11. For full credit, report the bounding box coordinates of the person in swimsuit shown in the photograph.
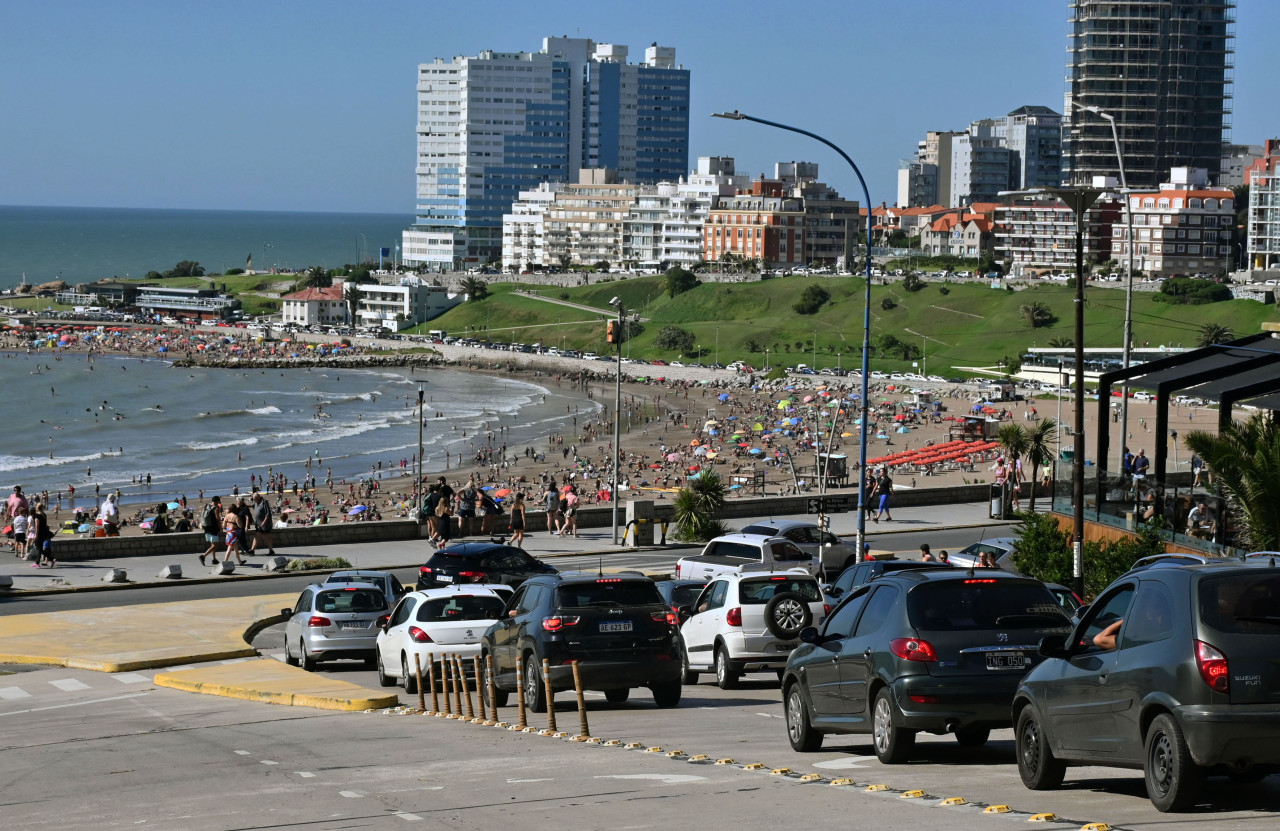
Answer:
[508,492,527,549]
[223,506,246,565]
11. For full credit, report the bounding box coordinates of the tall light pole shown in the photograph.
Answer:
[714,110,875,560]
[1073,102,1134,468]
[609,297,624,544]
[416,382,425,512]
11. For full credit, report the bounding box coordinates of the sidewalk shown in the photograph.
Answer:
[0,501,1009,594]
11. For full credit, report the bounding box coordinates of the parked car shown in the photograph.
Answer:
[675,533,820,582]
[737,519,860,578]
[781,569,1072,761]
[375,586,508,692]
[416,542,557,590]
[282,583,391,671]
[947,538,1019,570]
[654,578,707,618]
[482,572,683,710]
[325,569,406,608]
[822,558,951,604]
[680,572,828,689]
[1012,561,1280,812]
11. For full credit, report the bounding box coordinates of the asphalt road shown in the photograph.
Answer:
[3,656,1277,830]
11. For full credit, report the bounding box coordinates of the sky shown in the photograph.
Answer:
[3,0,1276,215]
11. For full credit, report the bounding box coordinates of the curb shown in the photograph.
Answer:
[154,669,399,712]
[0,647,259,674]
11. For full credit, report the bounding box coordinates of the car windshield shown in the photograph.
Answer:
[330,575,387,595]
[315,588,387,614]
[556,580,662,607]
[739,524,778,536]
[1199,573,1280,634]
[907,581,1068,631]
[417,595,505,622]
[739,577,820,604]
[428,552,478,568]
[771,541,811,562]
[669,584,705,607]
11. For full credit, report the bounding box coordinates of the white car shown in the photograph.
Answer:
[679,571,827,689]
[375,586,509,692]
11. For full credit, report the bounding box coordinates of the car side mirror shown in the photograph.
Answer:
[1038,634,1070,659]
[1075,603,1090,619]
[508,609,518,618]
[677,605,693,622]
[826,585,843,598]
[280,608,293,619]
[798,626,820,644]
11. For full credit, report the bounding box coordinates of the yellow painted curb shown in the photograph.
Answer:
[154,658,399,712]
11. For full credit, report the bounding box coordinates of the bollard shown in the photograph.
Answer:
[542,658,557,733]
[486,653,501,724]
[442,658,454,716]
[457,654,475,720]
[515,659,528,729]
[428,658,439,715]
[452,654,464,715]
[413,654,426,712]
[473,656,487,722]
[572,660,590,740]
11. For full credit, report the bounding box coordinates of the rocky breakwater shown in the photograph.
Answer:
[171,353,450,370]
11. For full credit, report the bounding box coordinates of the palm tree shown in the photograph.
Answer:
[1019,301,1054,328]
[300,266,331,289]
[1184,413,1280,550]
[1023,417,1058,512]
[1196,322,1234,348]
[672,469,729,542]
[998,423,1030,512]
[459,276,489,302]
[1047,336,1074,349]
[343,282,361,325]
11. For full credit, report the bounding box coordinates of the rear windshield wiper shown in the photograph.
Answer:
[1233,615,1280,625]
[995,614,1068,626]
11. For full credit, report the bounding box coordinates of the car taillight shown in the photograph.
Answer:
[651,611,679,626]
[408,626,433,643]
[541,615,581,632]
[908,694,939,704]
[375,615,390,628]
[890,637,938,662]
[823,604,831,617]
[726,607,742,627]
[419,566,432,574]
[457,571,483,581]
[307,616,332,628]
[1196,640,1229,693]
[674,563,681,577]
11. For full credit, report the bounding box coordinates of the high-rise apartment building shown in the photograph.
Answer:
[403,37,689,270]
[997,106,1063,190]
[1062,0,1235,189]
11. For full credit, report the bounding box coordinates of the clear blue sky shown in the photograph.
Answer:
[3,0,1275,214]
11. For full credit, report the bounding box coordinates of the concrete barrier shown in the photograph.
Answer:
[157,565,183,579]
[101,569,128,583]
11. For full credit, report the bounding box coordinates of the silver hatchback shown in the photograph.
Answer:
[282,583,390,671]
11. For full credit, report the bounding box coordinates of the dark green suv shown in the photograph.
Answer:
[1013,562,1280,812]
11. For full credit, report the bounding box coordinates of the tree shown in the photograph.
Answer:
[593,260,611,273]
[300,266,331,289]
[902,272,924,292]
[1023,417,1058,512]
[881,296,897,310]
[1196,322,1234,347]
[792,284,830,314]
[459,276,489,302]
[1047,336,1074,348]
[557,254,572,271]
[998,423,1030,513]
[663,267,699,298]
[343,282,361,324]
[655,325,695,354]
[1019,301,1055,328]
[1184,412,1280,550]
[672,470,729,542]
[164,260,205,278]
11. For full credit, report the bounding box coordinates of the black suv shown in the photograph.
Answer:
[481,572,683,711]
[416,542,557,591]
[783,569,1071,762]
[823,558,950,604]
[1013,561,1280,812]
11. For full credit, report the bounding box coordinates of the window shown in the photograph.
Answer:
[908,581,1068,631]
[390,597,417,627]
[294,592,312,614]
[739,577,820,605]
[823,587,872,638]
[315,588,386,613]
[418,594,505,621]
[853,586,900,637]
[1123,581,1175,646]
[1199,573,1280,635]
[698,580,729,612]
[1080,584,1136,650]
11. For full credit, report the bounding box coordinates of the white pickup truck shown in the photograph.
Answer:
[679,571,827,689]
[675,533,821,582]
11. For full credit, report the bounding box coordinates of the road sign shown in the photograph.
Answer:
[806,496,851,514]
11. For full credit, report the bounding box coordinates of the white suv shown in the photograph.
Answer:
[679,572,827,689]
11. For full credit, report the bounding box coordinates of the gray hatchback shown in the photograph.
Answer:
[1013,561,1280,812]
[282,583,390,671]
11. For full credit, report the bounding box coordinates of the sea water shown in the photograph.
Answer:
[4,351,595,505]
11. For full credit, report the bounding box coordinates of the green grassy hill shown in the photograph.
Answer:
[410,276,1280,376]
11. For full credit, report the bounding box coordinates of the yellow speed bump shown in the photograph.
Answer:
[687,754,709,762]
[939,797,968,806]
[624,742,643,749]
[1028,814,1059,823]
[984,805,1012,814]
[769,767,793,776]
[1081,825,1112,831]
[829,778,855,787]
[799,773,823,783]
[864,784,889,792]
[714,758,735,766]
[643,747,664,754]
[665,750,686,758]
[603,740,622,747]
[900,790,926,799]
[742,763,765,771]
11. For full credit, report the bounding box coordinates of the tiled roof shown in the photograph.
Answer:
[282,286,345,301]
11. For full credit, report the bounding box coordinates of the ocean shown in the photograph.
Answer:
[5,351,596,507]
[0,205,413,290]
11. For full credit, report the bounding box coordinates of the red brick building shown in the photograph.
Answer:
[704,180,807,265]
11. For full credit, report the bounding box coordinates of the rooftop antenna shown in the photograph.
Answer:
[598,555,604,577]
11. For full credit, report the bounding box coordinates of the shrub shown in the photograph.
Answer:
[881,296,897,310]
[793,284,831,315]
[286,556,353,571]
[672,470,729,542]
[655,325,695,353]
[1010,511,1165,599]
[1153,277,1231,305]
[902,273,924,292]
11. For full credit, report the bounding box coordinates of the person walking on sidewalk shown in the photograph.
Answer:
[98,493,120,536]
[544,480,562,535]
[249,491,276,557]
[30,501,54,568]
[222,500,246,565]
[199,496,222,566]
[507,492,527,548]
[873,468,894,522]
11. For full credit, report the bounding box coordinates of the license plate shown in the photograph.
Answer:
[599,621,632,633]
[986,652,1026,670]
[437,574,453,583]
[340,621,367,630]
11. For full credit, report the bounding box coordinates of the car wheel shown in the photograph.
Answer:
[785,684,823,752]
[680,640,699,685]
[299,640,317,672]
[955,726,990,747]
[764,592,812,639]
[715,644,740,690]
[604,688,630,704]
[650,681,681,709]
[523,653,547,713]
[375,650,396,687]
[1145,713,1202,812]
[402,654,419,695]
[283,638,299,667]
[872,688,915,764]
[1016,708,1065,790]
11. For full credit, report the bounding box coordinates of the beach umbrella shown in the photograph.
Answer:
[726,415,737,420]
[666,452,681,462]
[167,502,181,510]
[702,420,719,430]
[690,439,701,446]
[729,484,742,490]
[752,422,764,431]
[748,448,764,455]
[737,442,750,448]
[347,505,367,515]
[706,451,718,458]
[649,463,662,469]
[693,446,708,456]
[841,432,854,437]
[561,484,574,493]
[776,400,789,409]
[77,524,93,533]
[139,520,153,530]
[495,488,511,497]
[789,417,801,425]
[718,393,730,402]
[896,426,911,433]
[803,395,814,403]
[688,465,701,473]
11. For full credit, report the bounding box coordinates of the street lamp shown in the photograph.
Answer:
[610,296,624,545]
[1001,184,1105,599]
[714,110,875,559]
[416,382,425,511]
[1072,102,1135,470]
